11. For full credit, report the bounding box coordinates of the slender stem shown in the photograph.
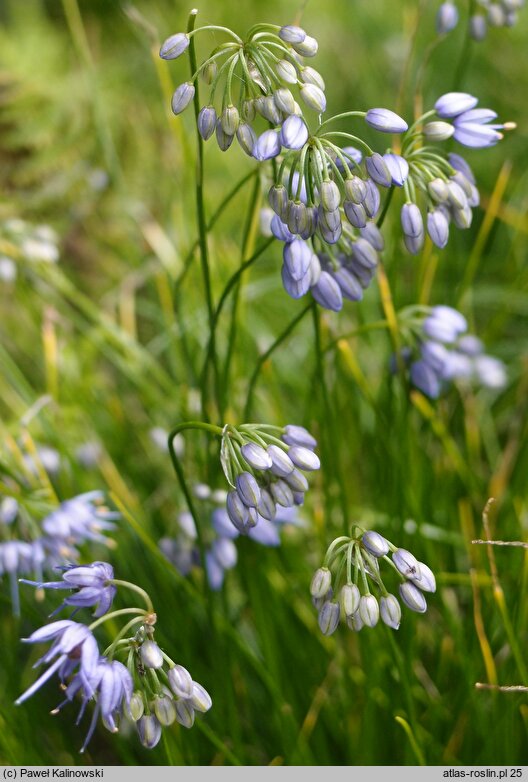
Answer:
[244,302,312,419]
[104,616,146,658]
[88,607,147,632]
[200,237,275,412]
[187,10,218,422]
[221,173,263,415]
[108,579,154,613]
[317,111,366,133]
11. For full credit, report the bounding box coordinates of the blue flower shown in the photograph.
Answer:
[16,620,100,706]
[21,562,117,618]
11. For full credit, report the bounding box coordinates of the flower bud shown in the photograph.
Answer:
[310,567,332,598]
[300,84,326,113]
[137,715,162,748]
[125,691,144,722]
[253,130,281,162]
[287,201,308,235]
[197,106,217,141]
[488,4,506,26]
[470,14,488,39]
[274,88,296,115]
[452,205,472,229]
[340,583,360,616]
[383,153,409,187]
[159,33,190,60]
[318,206,341,233]
[175,700,195,729]
[318,601,340,635]
[365,108,408,133]
[281,264,311,299]
[257,488,277,520]
[300,66,325,91]
[436,2,459,33]
[267,444,295,477]
[280,115,309,150]
[287,445,320,471]
[279,25,306,43]
[215,120,234,152]
[363,179,380,217]
[168,664,194,698]
[344,176,367,204]
[346,611,364,632]
[392,548,421,580]
[401,203,424,238]
[241,442,273,471]
[333,268,363,301]
[276,59,298,84]
[171,82,195,115]
[283,238,312,281]
[362,530,390,557]
[270,479,295,507]
[284,468,309,492]
[320,180,341,211]
[226,490,249,530]
[365,153,392,187]
[423,121,455,141]
[241,98,256,122]
[236,472,261,508]
[352,238,378,269]
[140,639,163,669]
[311,271,343,312]
[201,61,218,84]
[283,425,317,449]
[427,210,450,248]
[211,538,237,569]
[221,105,239,135]
[399,581,428,613]
[435,92,478,119]
[292,35,319,57]
[255,95,281,124]
[236,123,257,156]
[359,594,380,627]
[380,594,401,629]
[412,561,436,593]
[154,695,176,726]
[269,184,288,217]
[428,178,450,202]
[344,201,367,228]
[190,682,212,712]
[447,181,468,210]
[360,221,384,251]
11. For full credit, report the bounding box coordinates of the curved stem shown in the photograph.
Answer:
[317,110,366,133]
[104,616,146,659]
[244,302,312,419]
[108,579,154,613]
[88,607,147,632]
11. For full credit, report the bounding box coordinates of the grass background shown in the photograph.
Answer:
[0,0,527,766]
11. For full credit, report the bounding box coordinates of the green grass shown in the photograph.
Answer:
[0,0,527,766]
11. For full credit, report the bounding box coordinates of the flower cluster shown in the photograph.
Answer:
[391,92,513,253]
[0,491,117,616]
[16,564,211,751]
[397,305,507,398]
[160,21,325,159]
[436,1,525,39]
[219,423,319,533]
[159,482,299,590]
[310,529,436,635]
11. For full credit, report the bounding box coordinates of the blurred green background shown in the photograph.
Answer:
[0,0,527,766]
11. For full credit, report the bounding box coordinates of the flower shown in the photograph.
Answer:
[436,2,459,33]
[311,528,435,635]
[21,561,117,618]
[16,620,100,706]
[365,108,408,133]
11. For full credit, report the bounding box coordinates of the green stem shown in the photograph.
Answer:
[244,302,312,419]
[317,110,367,133]
[108,579,154,613]
[187,10,219,423]
[200,237,275,415]
[221,173,263,415]
[88,608,147,632]
[104,616,146,658]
